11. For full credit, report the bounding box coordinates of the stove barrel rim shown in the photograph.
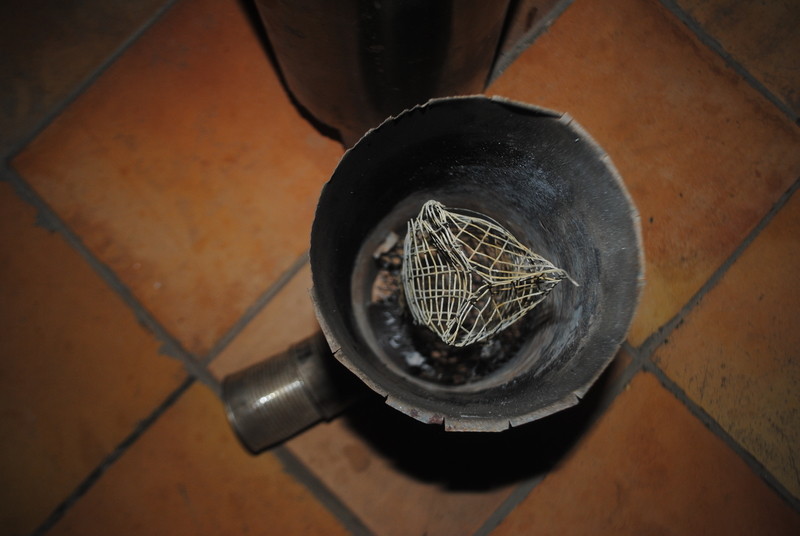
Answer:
[310,95,644,432]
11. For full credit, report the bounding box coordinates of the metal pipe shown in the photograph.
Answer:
[253,0,511,145]
[222,332,362,452]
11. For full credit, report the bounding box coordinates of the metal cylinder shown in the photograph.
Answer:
[222,332,361,452]
[310,96,643,431]
[253,0,511,145]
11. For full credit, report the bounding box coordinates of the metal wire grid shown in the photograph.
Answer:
[402,200,571,347]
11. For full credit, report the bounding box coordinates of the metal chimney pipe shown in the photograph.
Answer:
[253,0,511,145]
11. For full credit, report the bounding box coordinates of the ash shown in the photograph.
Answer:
[367,233,535,387]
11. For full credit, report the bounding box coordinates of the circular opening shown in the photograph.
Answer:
[310,97,642,429]
[351,191,579,394]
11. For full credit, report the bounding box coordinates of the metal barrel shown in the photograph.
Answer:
[254,0,511,145]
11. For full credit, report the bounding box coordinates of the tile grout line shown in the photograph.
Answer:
[2,0,182,162]
[29,376,196,536]
[473,340,648,535]
[4,4,350,531]
[613,339,648,396]
[642,360,800,512]
[1,166,221,395]
[637,176,800,361]
[472,474,548,536]
[201,251,310,366]
[273,446,377,536]
[488,0,576,85]
[658,0,798,125]
[631,177,800,512]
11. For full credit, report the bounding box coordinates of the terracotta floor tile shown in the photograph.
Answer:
[209,262,318,379]
[653,190,800,499]
[494,0,562,75]
[287,412,515,536]
[12,0,343,356]
[48,383,349,536]
[489,0,800,346]
[0,182,186,535]
[675,0,800,116]
[492,373,800,535]
[601,346,635,392]
[0,0,170,154]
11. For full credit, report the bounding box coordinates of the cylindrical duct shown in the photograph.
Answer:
[222,332,361,452]
[310,96,644,431]
[254,0,511,145]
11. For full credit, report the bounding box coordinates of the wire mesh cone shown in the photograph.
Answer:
[402,200,574,347]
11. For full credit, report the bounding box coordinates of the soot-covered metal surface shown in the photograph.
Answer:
[310,96,643,431]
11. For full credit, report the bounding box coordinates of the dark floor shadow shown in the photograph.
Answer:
[340,362,617,492]
[236,0,343,144]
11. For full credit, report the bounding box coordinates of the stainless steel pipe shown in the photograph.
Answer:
[222,332,361,452]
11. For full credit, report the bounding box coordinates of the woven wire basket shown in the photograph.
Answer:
[402,200,572,347]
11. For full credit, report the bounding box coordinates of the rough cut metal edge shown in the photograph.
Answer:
[345,95,562,154]
[310,288,391,403]
[311,95,645,432]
